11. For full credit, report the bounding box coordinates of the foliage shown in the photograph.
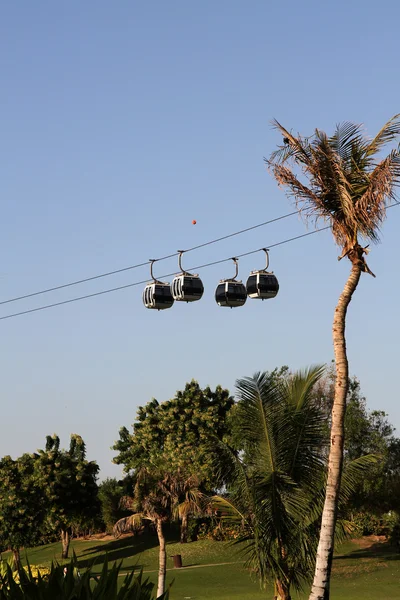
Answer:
[98,478,132,533]
[351,511,391,536]
[114,469,206,536]
[0,454,45,561]
[113,380,234,486]
[35,434,100,557]
[196,520,242,541]
[267,117,400,598]
[113,381,233,546]
[0,557,168,599]
[267,116,400,261]
[388,514,400,551]
[212,367,377,599]
[310,364,400,520]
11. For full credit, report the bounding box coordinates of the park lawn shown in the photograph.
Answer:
[4,535,400,599]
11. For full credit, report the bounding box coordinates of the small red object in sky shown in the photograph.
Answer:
[192,219,197,225]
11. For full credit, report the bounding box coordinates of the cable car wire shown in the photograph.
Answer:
[1,201,399,321]
[0,210,299,306]
[0,226,329,322]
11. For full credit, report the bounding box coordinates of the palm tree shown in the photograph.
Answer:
[114,468,171,598]
[212,367,377,600]
[113,469,205,596]
[266,116,400,600]
[171,472,206,543]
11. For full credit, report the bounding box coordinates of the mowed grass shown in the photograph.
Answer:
[4,533,400,599]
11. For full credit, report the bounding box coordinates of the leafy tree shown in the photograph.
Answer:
[113,381,233,541]
[213,367,377,600]
[98,478,131,533]
[35,434,99,558]
[312,364,400,518]
[267,116,400,600]
[0,454,45,567]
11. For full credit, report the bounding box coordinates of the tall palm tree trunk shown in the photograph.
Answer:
[180,514,189,543]
[309,260,362,600]
[156,518,166,598]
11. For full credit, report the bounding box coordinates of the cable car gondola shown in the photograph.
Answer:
[171,251,204,302]
[246,248,279,300]
[143,260,174,310]
[215,258,247,308]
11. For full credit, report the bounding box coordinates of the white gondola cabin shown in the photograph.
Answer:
[171,251,204,302]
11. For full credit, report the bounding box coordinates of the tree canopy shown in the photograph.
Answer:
[0,454,45,565]
[35,434,99,558]
[113,380,234,486]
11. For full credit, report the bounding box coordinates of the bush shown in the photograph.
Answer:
[351,511,396,537]
[0,557,168,599]
[387,514,400,552]
[196,518,242,541]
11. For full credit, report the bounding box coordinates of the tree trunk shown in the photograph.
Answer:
[180,514,189,543]
[275,578,291,600]
[12,548,21,570]
[156,518,166,598]
[61,528,70,560]
[309,261,362,600]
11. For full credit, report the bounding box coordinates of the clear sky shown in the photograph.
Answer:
[1,1,399,479]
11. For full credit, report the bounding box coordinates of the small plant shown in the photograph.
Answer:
[0,556,168,599]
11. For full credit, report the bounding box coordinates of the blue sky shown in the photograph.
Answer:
[1,1,399,478]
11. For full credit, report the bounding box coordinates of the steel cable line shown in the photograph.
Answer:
[1,201,399,321]
[0,227,328,321]
[0,210,299,306]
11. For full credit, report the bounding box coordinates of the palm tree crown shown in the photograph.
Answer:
[267,116,400,272]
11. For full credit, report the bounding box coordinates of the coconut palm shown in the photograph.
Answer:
[212,367,377,600]
[266,116,400,599]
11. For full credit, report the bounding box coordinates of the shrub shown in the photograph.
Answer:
[0,557,168,599]
[351,511,398,537]
[197,518,242,541]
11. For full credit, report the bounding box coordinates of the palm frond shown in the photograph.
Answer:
[355,147,400,242]
[268,116,400,256]
[269,119,313,166]
[234,372,281,473]
[364,114,400,157]
[329,121,365,164]
[210,495,249,525]
[339,454,380,506]
[283,365,326,411]
[113,513,148,537]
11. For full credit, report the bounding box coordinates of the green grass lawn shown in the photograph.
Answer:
[4,533,400,599]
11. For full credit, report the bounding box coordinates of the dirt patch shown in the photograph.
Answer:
[350,535,387,550]
[73,533,134,543]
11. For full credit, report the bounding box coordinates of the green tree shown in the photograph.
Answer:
[213,367,376,600]
[113,381,233,541]
[267,116,400,600]
[0,454,44,567]
[98,478,131,533]
[312,364,400,518]
[36,434,99,559]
